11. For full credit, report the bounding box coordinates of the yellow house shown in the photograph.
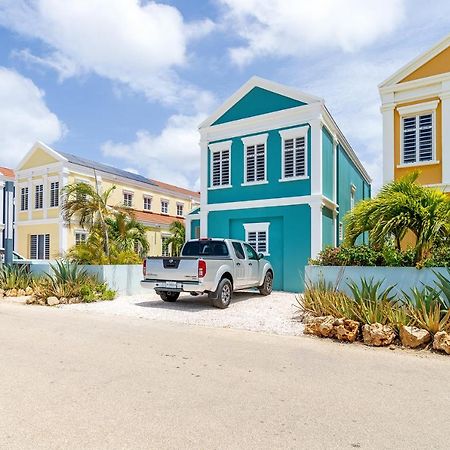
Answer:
[379,34,450,188]
[15,142,200,259]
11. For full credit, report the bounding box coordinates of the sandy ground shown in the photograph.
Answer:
[1,302,450,449]
[61,290,304,336]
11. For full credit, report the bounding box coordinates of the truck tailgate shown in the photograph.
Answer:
[144,257,199,282]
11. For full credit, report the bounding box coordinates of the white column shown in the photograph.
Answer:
[59,167,69,255]
[310,118,323,196]
[381,102,395,184]
[0,180,4,245]
[332,135,338,203]
[199,136,209,237]
[332,210,338,247]
[310,199,323,259]
[185,215,192,242]
[441,83,450,185]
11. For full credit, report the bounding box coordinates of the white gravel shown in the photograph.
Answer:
[61,290,304,336]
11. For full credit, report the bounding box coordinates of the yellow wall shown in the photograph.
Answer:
[394,98,442,185]
[16,223,60,259]
[20,148,59,170]
[400,46,450,83]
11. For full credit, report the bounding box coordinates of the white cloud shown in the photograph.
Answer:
[101,114,204,190]
[0,0,214,110]
[0,67,64,168]
[220,0,405,65]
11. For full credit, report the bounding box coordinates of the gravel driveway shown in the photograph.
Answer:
[62,290,304,336]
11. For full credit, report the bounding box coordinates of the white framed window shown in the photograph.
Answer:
[162,235,170,256]
[75,231,87,246]
[123,192,133,207]
[279,126,308,181]
[161,200,169,214]
[241,134,268,185]
[209,141,232,188]
[143,196,152,211]
[30,234,50,259]
[35,184,43,209]
[176,203,184,217]
[398,100,438,166]
[350,184,356,210]
[50,181,59,207]
[244,222,270,256]
[20,187,29,211]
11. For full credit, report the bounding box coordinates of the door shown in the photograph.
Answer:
[231,241,246,288]
[243,243,260,286]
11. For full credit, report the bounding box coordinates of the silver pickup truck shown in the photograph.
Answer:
[141,238,274,308]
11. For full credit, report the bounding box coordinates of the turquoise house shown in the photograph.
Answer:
[186,77,371,292]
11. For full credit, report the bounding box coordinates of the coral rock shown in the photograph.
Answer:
[304,316,336,337]
[17,289,26,296]
[400,326,431,349]
[68,297,81,304]
[334,319,360,343]
[0,289,4,298]
[46,296,60,306]
[6,288,18,297]
[26,296,36,305]
[433,331,450,355]
[59,297,68,304]
[362,323,395,346]
[25,286,33,295]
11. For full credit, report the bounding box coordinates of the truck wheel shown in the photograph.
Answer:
[259,271,273,296]
[159,291,180,302]
[210,278,232,309]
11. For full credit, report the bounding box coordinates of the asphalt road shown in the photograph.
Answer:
[1,302,449,450]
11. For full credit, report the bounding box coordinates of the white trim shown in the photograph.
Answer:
[199,76,323,128]
[397,160,440,169]
[209,140,232,189]
[199,138,208,238]
[382,104,395,183]
[310,119,323,195]
[279,126,309,181]
[16,141,67,171]
[59,168,69,255]
[310,201,322,259]
[243,222,270,256]
[397,99,439,116]
[379,33,450,88]
[242,133,268,185]
[16,218,60,225]
[442,85,450,183]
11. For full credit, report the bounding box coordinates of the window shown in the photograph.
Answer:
[20,187,29,211]
[75,231,87,246]
[350,184,356,210]
[339,222,344,242]
[242,134,268,184]
[35,184,43,209]
[182,240,229,257]
[244,222,270,255]
[211,150,230,187]
[123,192,133,207]
[162,236,170,256]
[161,200,169,214]
[279,126,308,180]
[30,234,50,260]
[50,181,59,207]
[232,242,245,259]
[143,196,152,211]
[176,203,184,217]
[398,100,438,165]
[244,243,258,260]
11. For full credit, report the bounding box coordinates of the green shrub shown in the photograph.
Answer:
[0,264,33,290]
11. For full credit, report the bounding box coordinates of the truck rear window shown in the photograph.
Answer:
[182,241,229,257]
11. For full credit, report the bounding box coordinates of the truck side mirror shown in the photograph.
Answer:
[258,253,264,260]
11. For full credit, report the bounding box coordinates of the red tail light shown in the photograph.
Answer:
[143,259,147,277]
[198,259,206,278]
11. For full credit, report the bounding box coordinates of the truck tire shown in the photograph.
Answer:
[210,278,233,309]
[259,271,273,296]
[159,291,180,302]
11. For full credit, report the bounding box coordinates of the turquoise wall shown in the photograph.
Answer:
[208,125,311,204]
[213,87,305,125]
[336,145,370,245]
[322,207,334,248]
[207,204,311,292]
[322,128,334,200]
[190,219,200,239]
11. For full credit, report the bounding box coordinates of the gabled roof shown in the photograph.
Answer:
[133,209,183,227]
[0,166,14,178]
[149,179,199,199]
[379,33,450,88]
[199,76,323,129]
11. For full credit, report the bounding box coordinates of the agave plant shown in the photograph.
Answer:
[0,264,33,290]
[48,260,88,285]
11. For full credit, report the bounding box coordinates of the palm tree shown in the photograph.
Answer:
[62,176,117,257]
[344,172,450,263]
[167,220,185,256]
[106,212,149,257]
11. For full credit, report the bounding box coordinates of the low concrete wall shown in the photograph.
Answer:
[305,265,450,297]
[30,263,145,296]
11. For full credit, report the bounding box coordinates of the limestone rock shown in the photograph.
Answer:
[0,289,4,298]
[59,297,68,304]
[68,297,81,304]
[26,296,36,304]
[334,318,360,343]
[433,331,450,355]
[304,316,336,337]
[46,296,60,306]
[400,326,431,349]
[362,323,396,346]
[25,286,33,295]
[17,289,26,296]
[6,288,17,297]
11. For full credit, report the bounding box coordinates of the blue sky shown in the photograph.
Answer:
[0,0,449,191]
